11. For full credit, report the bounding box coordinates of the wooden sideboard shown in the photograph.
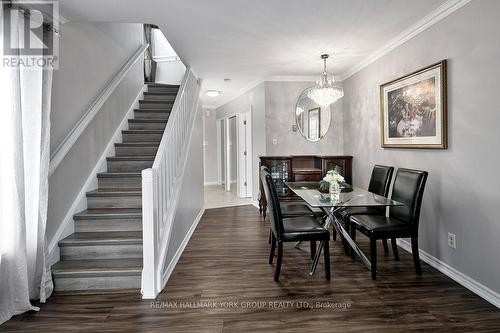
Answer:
[258,155,353,217]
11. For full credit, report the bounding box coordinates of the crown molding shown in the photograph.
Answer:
[341,0,472,80]
[202,104,217,109]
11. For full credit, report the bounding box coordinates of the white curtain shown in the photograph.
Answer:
[0,6,54,324]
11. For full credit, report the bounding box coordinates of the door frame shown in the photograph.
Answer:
[216,118,225,186]
[216,107,253,198]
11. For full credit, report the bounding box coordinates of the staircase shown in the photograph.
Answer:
[51,83,179,292]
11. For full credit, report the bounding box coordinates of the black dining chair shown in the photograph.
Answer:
[349,168,428,280]
[260,166,316,218]
[261,166,317,245]
[261,169,331,281]
[340,165,394,257]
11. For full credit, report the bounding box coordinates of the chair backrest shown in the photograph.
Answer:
[389,168,428,230]
[261,165,270,173]
[368,165,394,197]
[260,169,284,240]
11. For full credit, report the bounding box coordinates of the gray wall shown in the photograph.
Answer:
[47,23,143,242]
[216,82,266,201]
[51,23,143,152]
[164,104,204,268]
[342,0,500,294]
[265,81,344,156]
[202,108,218,184]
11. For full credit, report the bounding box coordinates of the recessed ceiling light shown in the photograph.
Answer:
[205,90,221,97]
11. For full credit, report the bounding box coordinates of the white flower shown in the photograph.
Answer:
[323,170,345,184]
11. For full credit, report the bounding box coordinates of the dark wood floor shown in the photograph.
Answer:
[2,205,500,332]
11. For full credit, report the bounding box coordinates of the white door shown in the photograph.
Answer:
[237,111,252,198]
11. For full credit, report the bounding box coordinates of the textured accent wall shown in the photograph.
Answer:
[342,0,500,294]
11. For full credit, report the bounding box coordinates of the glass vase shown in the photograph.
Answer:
[329,181,341,200]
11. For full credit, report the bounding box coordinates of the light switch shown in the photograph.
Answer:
[272,138,278,145]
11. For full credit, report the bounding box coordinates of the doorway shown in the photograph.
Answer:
[206,109,253,209]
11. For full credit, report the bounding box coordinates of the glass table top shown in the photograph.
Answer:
[285,182,403,208]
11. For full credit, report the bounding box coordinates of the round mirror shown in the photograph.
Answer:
[295,87,332,141]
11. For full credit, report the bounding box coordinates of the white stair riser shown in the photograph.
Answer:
[122,132,163,142]
[60,244,142,260]
[107,160,153,172]
[87,195,142,209]
[53,275,141,291]
[98,176,142,190]
[75,218,142,233]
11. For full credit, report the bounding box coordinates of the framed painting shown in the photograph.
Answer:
[380,60,447,149]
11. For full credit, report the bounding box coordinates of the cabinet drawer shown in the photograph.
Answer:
[294,172,322,182]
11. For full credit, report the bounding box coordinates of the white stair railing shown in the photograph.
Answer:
[141,67,200,299]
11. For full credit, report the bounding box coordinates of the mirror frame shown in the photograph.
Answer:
[295,87,332,142]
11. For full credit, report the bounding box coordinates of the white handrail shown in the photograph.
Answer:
[141,67,200,299]
[49,43,149,176]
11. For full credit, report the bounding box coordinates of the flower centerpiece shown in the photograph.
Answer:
[319,169,345,199]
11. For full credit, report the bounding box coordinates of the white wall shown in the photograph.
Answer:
[152,28,185,84]
[265,81,344,156]
[216,83,266,201]
[202,108,218,184]
[48,23,143,244]
[342,0,500,296]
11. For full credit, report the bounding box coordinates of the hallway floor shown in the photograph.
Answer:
[2,205,500,332]
[204,184,254,209]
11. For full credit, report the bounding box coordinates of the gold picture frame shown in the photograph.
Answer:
[380,60,447,149]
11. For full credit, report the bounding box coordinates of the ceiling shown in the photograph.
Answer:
[59,0,448,107]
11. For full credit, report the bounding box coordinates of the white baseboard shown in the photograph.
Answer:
[397,239,500,309]
[204,181,219,186]
[158,208,205,295]
[251,200,260,209]
[48,86,146,266]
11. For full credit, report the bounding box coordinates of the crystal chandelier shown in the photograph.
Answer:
[307,54,344,107]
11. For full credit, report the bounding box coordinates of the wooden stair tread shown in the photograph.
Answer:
[134,108,171,112]
[97,172,142,178]
[74,208,142,219]
[106,156,155,161]
[128,118,167,123]
[86,189,142,196]
[52,259,142,276]
[147,83,179,88]
[122,129,163,134]
[59,231,142,246]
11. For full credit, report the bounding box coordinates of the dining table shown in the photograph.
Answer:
[285,181,403,275]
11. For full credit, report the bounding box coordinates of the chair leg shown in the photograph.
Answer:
[324,240,331,281]
[411,237,422,275]
[350,223,357,259]
[332,227,337,241]
[391,238,400,261]
[269,234,276,264]
[382,239,389,255]
[274,241,283,282]
[310,241,316,261]
[370,237,377,280]
[268,229,271,244]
